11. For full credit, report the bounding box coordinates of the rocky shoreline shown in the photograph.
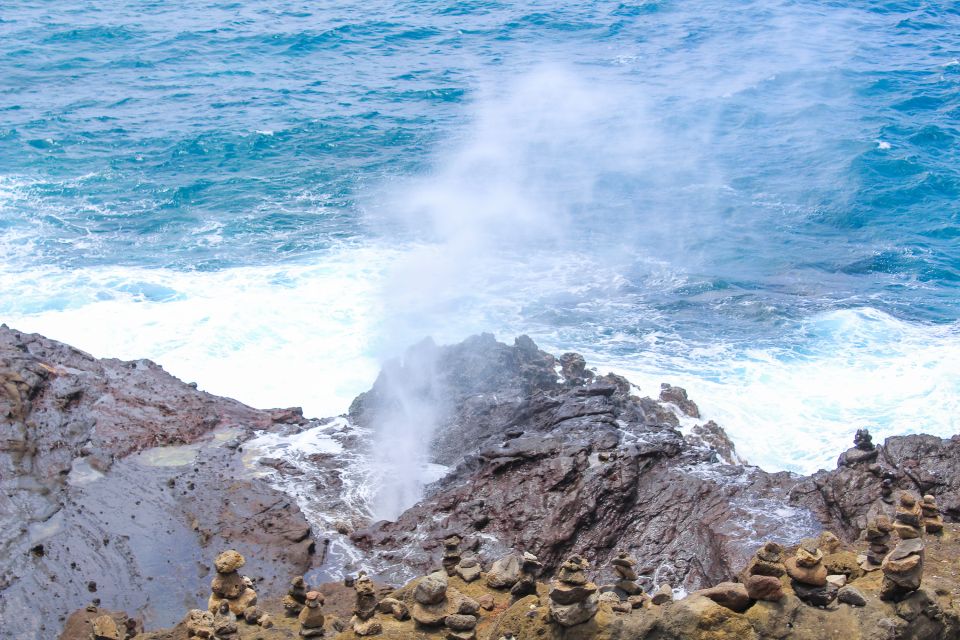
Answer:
[1,326,959,639]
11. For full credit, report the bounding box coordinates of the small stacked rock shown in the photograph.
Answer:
[839,428,878,466]
[213,601,238,639]
[881,476,895,504]
[91,615,122,640]
[185,609,215,640]
[455,553,481,583]
[854,428,873,451]
[413,571,451,627]
[445,608,479,640]
[922,494,944,534]
[351,573,381,636]
[298,591,326,638]
[283,576,309,616]
[208,550,257,615]
[743,542,786,601]
[880,538,924,601]
[442,535,463,577]
[548,555,599,627]
[611,551,642,597]
[785,539,836,607]
[510,552,542,598]
[861,515,894,571]
[893,492,924,540]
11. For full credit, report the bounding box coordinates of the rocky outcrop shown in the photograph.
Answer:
[8,328,960,639]
[0,326,315,640]
[347,335,960,598]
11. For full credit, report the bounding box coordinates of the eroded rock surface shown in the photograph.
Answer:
[0,326,314,639]
[348,334,960,596]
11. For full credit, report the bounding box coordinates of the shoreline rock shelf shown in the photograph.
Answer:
[4,328,959,640]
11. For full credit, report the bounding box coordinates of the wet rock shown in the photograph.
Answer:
[559,353,591,384]
[0,326,311,640]
[659,383,700,418]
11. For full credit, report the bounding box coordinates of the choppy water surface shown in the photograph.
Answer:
[2,0,960,472]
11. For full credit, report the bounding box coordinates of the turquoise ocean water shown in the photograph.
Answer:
[2,0,959,472]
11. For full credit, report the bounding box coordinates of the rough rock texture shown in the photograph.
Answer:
[0,326,315,639]
[10,329,960,639]
[348,334,960,594]
[349,335,812,587]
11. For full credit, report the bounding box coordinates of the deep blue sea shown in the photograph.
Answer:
[2,0,959,473]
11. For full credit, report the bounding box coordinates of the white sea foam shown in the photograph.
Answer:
[0,244,396,417]
[588,307,960,475]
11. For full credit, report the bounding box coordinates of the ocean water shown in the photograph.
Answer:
[2,0,960,474]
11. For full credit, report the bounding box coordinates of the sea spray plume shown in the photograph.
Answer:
[358,337,449,521]
[370,65,701,351]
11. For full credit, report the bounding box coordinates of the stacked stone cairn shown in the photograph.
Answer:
[861,515,894,572]
[880,537,925,601]
[548,555,600,627]
[208,550,257,615]
[442,535,463,577]
[293,591,324,638]
[922,494,944,534]
[893,492,924,540]
[412,570,480,639]
[510,552,542,598]
[351,573,382,636]
[743,542,786,601]
[455,553,482,583]
[283,576,309,616]
[880,491,926,601]
[785,539,836,606]
[611,551,642,599]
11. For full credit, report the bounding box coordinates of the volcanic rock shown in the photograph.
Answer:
[696,581,751,613]
[881,537,925,601]
[744,574,783,601]
[455,555,482,583]
[922,494,944,534]
[486,555,521,590]
[548,556,599,627]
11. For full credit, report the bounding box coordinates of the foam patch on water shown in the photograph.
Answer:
[584,307,960,475]
[0,244,397,418]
